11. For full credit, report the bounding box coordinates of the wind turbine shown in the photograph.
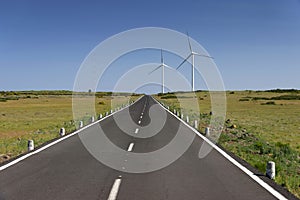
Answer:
[176,33,213,91]
[149,49,172,94]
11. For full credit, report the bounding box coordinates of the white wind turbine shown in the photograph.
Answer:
[149,49,172,94]
[176,33,213,91]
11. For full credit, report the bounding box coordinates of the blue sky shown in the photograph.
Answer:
[0,0,299,92]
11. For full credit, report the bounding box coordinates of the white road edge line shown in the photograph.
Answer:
[0,96,145,172]
[153,96,288,200]
[107,177,122,200]
[135,128,139,134]
[127,143,134,152]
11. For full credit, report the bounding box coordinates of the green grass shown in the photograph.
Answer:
[0,91,141,162]
[1,90,299,197]
[154,90,300,198]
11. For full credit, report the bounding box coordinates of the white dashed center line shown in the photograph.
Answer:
[127,143,134,152]
[135,128,139,134]
[138,120,141,124]
[107,176,122,200]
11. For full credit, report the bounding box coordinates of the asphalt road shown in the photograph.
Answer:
[0,96,285,200]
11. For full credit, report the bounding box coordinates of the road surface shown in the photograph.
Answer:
[0,96,286,200]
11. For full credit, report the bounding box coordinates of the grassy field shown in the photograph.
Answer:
[155,90,300,198]
[1,90,299,197]
[0,91,140,162]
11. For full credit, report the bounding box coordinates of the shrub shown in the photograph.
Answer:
[239,98,250,101]
[275,142,292,155]
[261,101,276,105]
[271,95,300,100]
[161,95,177,99]
[253,97,270,100]
[266,89,300,93]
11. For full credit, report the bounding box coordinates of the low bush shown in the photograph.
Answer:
[271,95,300,100]
[261,101,276,105]
[161,95,177,99]
[239,98,250,101]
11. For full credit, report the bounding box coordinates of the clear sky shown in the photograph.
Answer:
[0,0,299,92]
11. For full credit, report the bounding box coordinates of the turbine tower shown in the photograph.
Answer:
[176,33,213,91]
[149,49,172,94]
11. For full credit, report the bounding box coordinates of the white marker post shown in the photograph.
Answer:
[79,121,83,128]
[266,161,275,179]
[106,112,109,116]
[99,114,103,119]
[91,116,95,123]
[59,128,65,137]
[186,116,189,123]
[194,120,198,129]
[205,127,210,137]
[28,140,34,151]
[181,113,184,119]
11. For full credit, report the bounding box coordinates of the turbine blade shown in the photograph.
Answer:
[163,64,173,70]
[187,32,192,52]
[161,49,163,64]
[176,54,192,70]
[193,52,214,59]
[148,65,162,74]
